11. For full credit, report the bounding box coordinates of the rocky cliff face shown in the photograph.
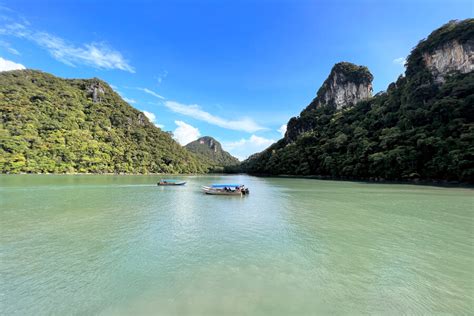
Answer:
[423,39,473,83]
[406,19,473,82]
[87,80,105,103]
[315,62,373,109]
[285,62,373,141]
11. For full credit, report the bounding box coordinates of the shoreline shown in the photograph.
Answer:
[247,173,474,188]
[0,172,237,176]
[1,172,473,188]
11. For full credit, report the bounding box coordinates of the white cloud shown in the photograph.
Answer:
[173,120,200,145]
[123,97,136,104]
[222,135,275,161]
[277,124,287,137]
[0,22,134,72]
[142,110,164,128]
[142,110,156,122]
[393,57,406,67]
[0,56,25,71]
[138,87,165,99]
[164,100,265,133]
[0,40,19,55]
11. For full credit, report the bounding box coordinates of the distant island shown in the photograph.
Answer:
[0,19,473,182]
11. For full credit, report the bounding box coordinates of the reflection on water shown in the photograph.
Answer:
[1,175,473,315]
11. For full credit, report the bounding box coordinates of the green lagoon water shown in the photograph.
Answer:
[1,175,473,315]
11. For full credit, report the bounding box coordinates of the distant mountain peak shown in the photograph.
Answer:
[185,136,239,167]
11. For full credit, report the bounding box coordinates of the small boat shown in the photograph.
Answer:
[202,184,249,196]
[157,179,186,186]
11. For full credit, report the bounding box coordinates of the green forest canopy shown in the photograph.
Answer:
[0,70,209,174]
[242,20,474,183]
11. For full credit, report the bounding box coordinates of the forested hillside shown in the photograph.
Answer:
[242,19,474,182]
[0,70,207,173]
[185,136,239,172]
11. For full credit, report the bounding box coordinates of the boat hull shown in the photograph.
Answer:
[157,182,186,186]
[202,186,242,196]
[204,190,242,196]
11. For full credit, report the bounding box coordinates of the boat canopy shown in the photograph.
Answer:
[162,179,180,182]
[211,184,242,188]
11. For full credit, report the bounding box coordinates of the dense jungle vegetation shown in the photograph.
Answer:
[242,20,474,182]
[0,70,207,174]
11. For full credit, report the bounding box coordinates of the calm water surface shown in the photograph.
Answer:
[1,175,473,315]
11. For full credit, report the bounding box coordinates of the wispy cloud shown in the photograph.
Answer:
[0,21,134,72]
[137,87,165,99]
[0,40,19,55]
[164,100,265,133]
[142,110,164,128]
[393,57,406,67]
[0,4,15,13]
[139,88,265,133]
[0,56,25,71]
[173,120,200,145]
[277,124,287,137]
[222,135,275,161]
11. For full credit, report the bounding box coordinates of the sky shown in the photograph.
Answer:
[0,0,472,160]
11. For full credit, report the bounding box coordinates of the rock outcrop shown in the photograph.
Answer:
[406,19,473,82]
[314,62,373,109]
[285,62,373,141]
[423,40,473,83]
[87,80,105,103]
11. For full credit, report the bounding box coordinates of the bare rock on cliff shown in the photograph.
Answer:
[87,80,105,103]
[285,62,373,141]
[314,62,373,109]
[423,39,473,83]
[406,19,473,83]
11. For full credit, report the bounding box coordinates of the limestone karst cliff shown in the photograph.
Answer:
[312,62,373,110]
[423,40,473,82]
[406,19,473,82]
[242,19,474,182]
[285,62,373,141]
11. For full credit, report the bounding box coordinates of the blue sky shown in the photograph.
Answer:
[1,0,472,159]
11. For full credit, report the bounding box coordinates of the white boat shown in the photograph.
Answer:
[202,184,249,196]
